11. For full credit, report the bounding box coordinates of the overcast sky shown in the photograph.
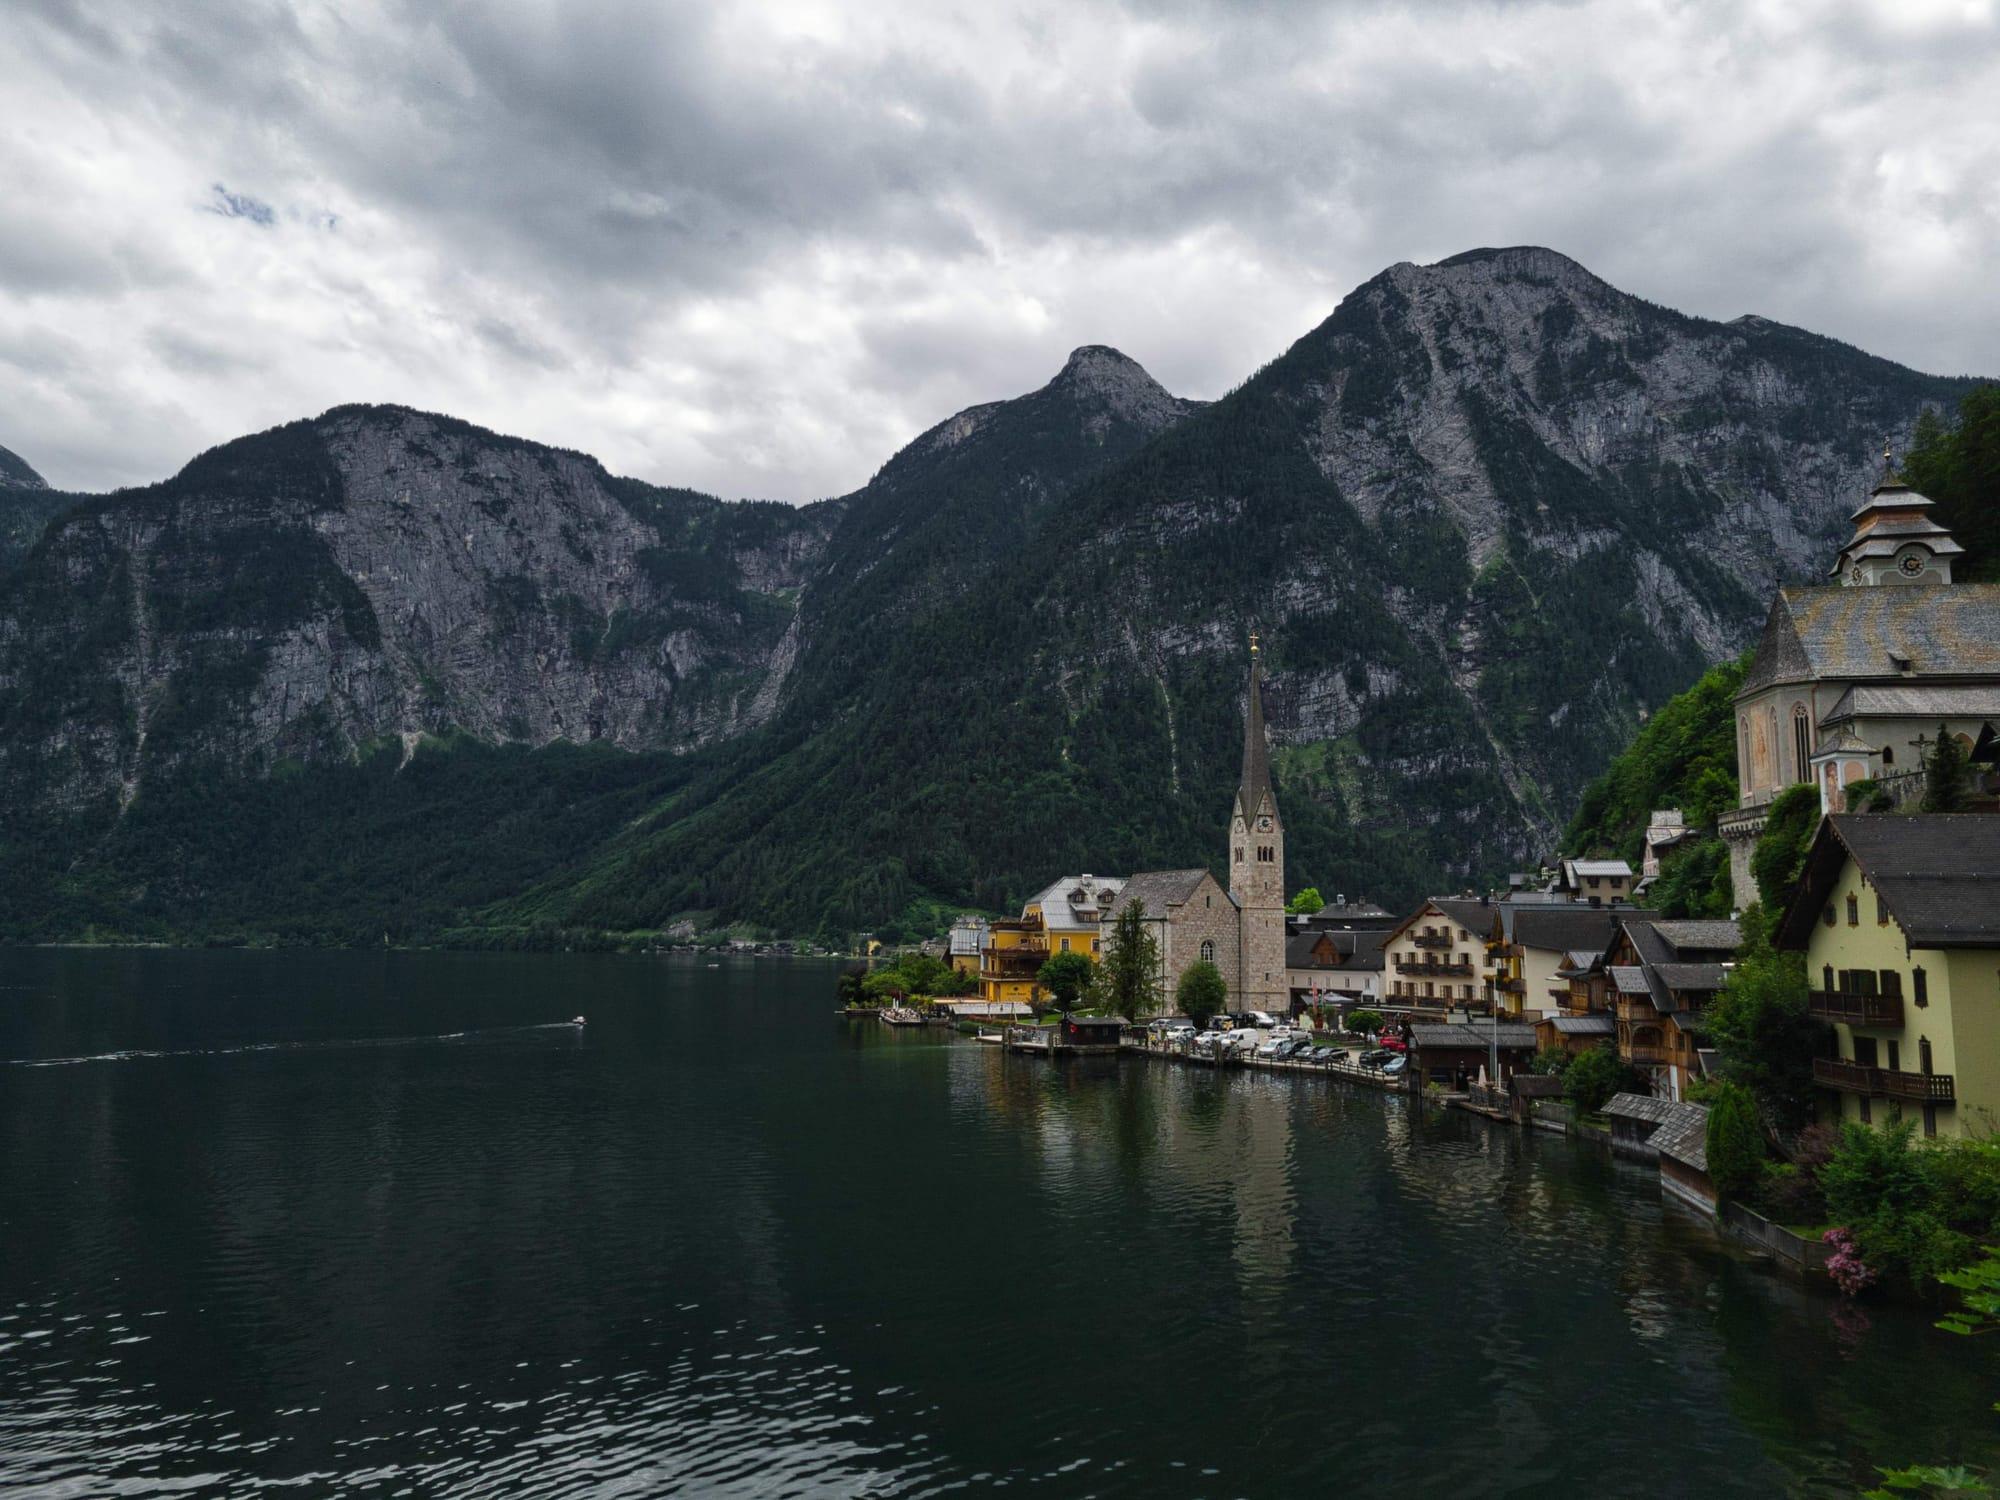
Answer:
[3,0,1996,499]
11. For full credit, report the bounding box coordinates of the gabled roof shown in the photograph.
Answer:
[1289,928,1390,972]
[1609,966,1651,995]
[1567,859,1633,879]
[1547,1013,1616,1036]
[1385,897,1495,945]
[1408,1023,1540,1050]
[1604,1092,1677,1126]
[1117,869,1222,917]
[1499,906,1654,954]
[1647,920,1741,956]
[1776,814,2000,950]
[1739,585,2000,696]
[1650,1103,1711,1172]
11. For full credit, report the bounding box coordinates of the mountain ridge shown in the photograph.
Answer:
[0,249,1985,943]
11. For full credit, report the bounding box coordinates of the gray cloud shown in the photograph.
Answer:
[0,0,1995,497]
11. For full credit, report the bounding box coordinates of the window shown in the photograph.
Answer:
[1882,744,1895,767]
[1887,1040,1901,1072]
[1880,970,1902,999]
[1876,896,1889,926]
[1914,968,1928,1008]
[1200,940,1215,964]
[1920,1036,1933,1074]
[1235,847,1244,863]
[1823,903,1837,928]
[1822,964,1834,992]
[1060,937,1071,952]
[1793,705,1812,780]
[1845,894,1859,926]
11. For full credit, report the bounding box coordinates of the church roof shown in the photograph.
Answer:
[1236,651,1276,822]
[1738,585,2000,696]
[1819,683,2000,727]
[1117,868,1226,917]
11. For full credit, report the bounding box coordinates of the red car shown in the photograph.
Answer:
[1377,1034,1408,1053]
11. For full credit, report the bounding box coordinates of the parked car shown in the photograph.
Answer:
[1248,1011,1281,1029]
[1358,1048,1395,1070]
[1317,1048,1350,1064]
[1378,1034,1408,1053]
[1382,1056,1408,1076]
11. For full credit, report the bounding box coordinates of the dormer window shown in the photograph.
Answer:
[1889,652,1913,673]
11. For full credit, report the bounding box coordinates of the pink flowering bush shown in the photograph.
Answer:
[1824,1226,1879,1297]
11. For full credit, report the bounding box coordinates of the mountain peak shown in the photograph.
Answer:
[0,443,48,492]
[1045,345,1192,434]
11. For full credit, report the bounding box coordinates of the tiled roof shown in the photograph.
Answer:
[1604,1092,1677,1125]
[1820,682,2000,727]
[1648,920,1741,955]
[1650,1103,1711,1172]
[1815,815,2000,947]
[1117,869,1217,917]
[1740,584,2000,695]
[1547,1013,1616,1035]
[1569,859,1633,878]
[1408,1023,1540,1049]
[1654,962,1730,993]
[1502,906,1653,954]
[1609,966,1650,995]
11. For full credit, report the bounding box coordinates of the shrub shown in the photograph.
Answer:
[1705,904,1818,1130]
[1562,1046,1640,1116]
[1037,951,1096,1011]
[1529,1048,1572,1077]
[1345,1008,1386,1036]
[1705,1080,1767,1202]
[1750,784,1820,913]
[1819,1120,1975,1283]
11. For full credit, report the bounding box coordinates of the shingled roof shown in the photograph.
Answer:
[1117,869,1222,918]
[1499,906,1654,953]
[1237,652,1275,823]
[1408,1023,1540,1050]
[1777,814,2000,950]
[1739,585,2000,696]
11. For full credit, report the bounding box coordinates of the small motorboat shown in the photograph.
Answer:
[570,1016,587,1027]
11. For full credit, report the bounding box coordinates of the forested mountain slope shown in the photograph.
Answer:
[0,248,1983,943]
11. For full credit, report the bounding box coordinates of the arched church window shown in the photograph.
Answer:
[1792,705,1812,782]
[1200,940,1215,964]
[1882,744,1895,767]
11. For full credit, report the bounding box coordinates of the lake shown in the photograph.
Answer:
[0,948,1993,1497]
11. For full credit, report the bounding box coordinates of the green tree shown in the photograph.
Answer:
[1099,900,1161,1020]
[1705,903,1819,1130]
[1751,783,1820,914]
[1705,1079,1766,1203]
[1036,950,1096,1012]
[1922,725,1972,814]
[1562,1046,1639,1116]
[1650,836,1732,919]
[1904,384,2000,582]
[1345,1008,1386,1036]
[1820,1120,1970,1283]
[1176,960,1227,1027]
[1286,887,1325,915]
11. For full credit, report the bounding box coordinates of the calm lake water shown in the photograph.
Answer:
[1,949,1994,1498]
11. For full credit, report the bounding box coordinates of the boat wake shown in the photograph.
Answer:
[2,1021,584,1068]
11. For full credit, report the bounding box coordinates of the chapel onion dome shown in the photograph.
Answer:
[1832,451,1964,587]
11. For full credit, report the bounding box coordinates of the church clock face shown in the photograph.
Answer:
[1256,816,1272,832]
[1899,553,1925,577]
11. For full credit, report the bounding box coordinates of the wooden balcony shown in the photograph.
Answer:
[1624,1043,1676,1066]
[1808,990,1905,1029]
[1494,975,1524,995]
[1410,933,1451,950]
[1395,959,1472,977]
[1814,1057,1955,1102]
[982,950,1049,977]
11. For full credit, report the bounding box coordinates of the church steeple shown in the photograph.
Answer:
[1236,633,1276,823]
[1832,448,1963,586]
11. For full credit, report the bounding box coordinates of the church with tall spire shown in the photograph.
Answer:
[1228,635,1288,1011]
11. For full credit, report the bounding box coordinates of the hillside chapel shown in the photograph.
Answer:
[1720,457,2000,907]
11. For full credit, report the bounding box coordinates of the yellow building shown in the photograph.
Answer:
[978,874,1124,1006]
[1776,814,2000,1139]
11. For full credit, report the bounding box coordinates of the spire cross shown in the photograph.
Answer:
[1249,631,1260,657]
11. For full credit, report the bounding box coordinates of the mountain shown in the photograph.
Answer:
[0,248,1984,944]
[0,443,78,574]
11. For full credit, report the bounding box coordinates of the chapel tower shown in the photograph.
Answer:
[1228,636,1288,1013]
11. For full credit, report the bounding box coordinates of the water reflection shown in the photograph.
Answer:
[1,950,1996,1497]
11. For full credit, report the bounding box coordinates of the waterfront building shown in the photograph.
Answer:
[1405,1022,1540,1090]
[1382,899,1496,1013]
[947,915,990,977]
[1775,814,2000,1139]
[1484,905,1654,1023]
[1117,867,1240,1013]
[1600,918,1739,1100]
[977,873,1125,1006]
[1285,925,1387,1009]
[1719,463,2000,905]
[1536,947,1617,1058]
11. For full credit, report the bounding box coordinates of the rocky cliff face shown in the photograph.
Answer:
[0,407,839,811]
[0,444,46,491]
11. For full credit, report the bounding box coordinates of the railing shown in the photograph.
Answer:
[1808,990,1905,1028]
[1411,933,1451,950]
[1814,1057,1955,1102]
[1395,960,1472,976]
[1625,1043,1676,1066]
[1495,976,1524,994]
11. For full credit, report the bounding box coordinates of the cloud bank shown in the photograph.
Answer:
[1,0,1995,497]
